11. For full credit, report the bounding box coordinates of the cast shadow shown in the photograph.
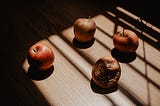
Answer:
[27,65,54,80]
[90,79,118,94]
[111,48,137,63]
[72,37,95,49]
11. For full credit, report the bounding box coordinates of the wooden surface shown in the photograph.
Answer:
[1,0,160,106]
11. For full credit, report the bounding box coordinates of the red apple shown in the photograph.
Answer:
[113,29,139,53]
[27,42,54,71]
[92,56,121,88]
[73,17,96,42]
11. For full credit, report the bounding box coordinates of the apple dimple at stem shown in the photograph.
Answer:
[33,48,38,53]
[118,31,128,37]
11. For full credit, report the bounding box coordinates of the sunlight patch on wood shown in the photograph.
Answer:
[106,11,116,17]
[92,14,115,36]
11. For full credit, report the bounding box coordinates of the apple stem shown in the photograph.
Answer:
[121,28,127,37]
[122,28,124,36]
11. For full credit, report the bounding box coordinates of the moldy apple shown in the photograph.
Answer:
[92,56,121,88]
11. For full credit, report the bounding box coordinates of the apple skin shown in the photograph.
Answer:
[27,42,54,71]
[73,17,96,43]
[113,29,139,53]
[92,56,121,88]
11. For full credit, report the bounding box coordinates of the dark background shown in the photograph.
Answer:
[117,0,159,28]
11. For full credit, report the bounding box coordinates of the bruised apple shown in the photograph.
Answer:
[73,17,96,43]
[27,42,54,71]
[92,56,121,88]
[113,29,139,53]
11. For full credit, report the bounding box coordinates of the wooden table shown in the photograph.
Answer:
[2,0,160,106]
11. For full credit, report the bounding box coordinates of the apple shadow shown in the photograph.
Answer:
[72,37,95,49]
[27,65,54,80]
[111,48,137,63]
[90,79,118,94]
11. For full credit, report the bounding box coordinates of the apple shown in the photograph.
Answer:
[73,17,96,43]
[113,29,139,53]
[92,56,121,88]
[27,42,55,71]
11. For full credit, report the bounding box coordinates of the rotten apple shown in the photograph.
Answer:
[27,42,55,71]
[113,29,139,53]
[73,17,96,43]
[92,56,121,88]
